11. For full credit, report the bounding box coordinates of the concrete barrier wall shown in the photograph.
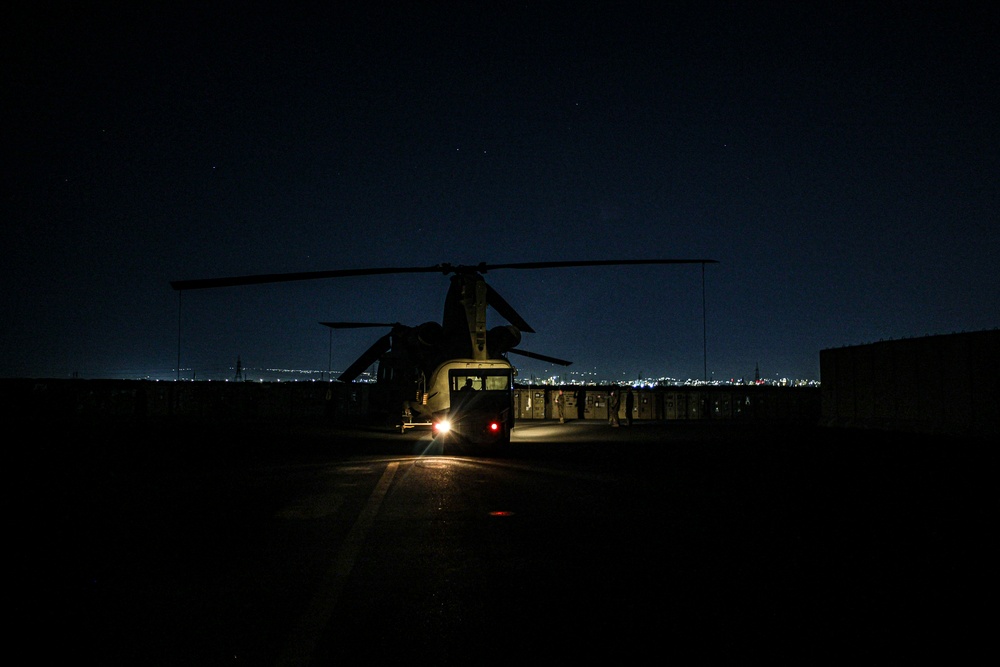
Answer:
[3,378,820,427]
[510,386,822,425]
[820,329,998,438]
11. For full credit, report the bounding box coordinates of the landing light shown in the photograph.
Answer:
[434,420,451,434]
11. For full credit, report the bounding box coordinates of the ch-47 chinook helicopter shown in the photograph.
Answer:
[170,258,717,446]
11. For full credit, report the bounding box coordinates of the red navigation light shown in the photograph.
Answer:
[489,422,499,432]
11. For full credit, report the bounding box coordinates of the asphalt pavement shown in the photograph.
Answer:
[19,419,989,665]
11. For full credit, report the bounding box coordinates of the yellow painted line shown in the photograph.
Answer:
[274,461,399,667]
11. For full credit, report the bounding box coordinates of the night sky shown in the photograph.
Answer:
[4,2,998,383]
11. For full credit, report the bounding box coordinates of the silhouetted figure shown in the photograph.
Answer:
[235,356,243,381]
[555,389,565,423]
[625,387,634,426]
[461,378,475,391]
[608,388,621,427]
[575,387,586,420]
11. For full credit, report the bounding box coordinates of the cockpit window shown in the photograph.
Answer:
[450,372,510,392]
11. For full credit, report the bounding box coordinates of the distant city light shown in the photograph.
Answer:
[62,365,820,386]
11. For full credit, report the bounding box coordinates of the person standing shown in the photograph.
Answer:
[608,387,621,427]
[555,389,565,423]
[625,386,634,426]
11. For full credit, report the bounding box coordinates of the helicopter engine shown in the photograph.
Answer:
[399,321,443,351]
[397,321,445,370]
[486,324,522,358]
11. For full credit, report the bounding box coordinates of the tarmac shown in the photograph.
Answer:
[17,417,992,663]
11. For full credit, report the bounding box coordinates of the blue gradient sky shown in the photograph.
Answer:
[4,2,997,382]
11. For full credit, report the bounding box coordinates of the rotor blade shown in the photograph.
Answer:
[172,259,718,290]
[320,322,399,329]
[482,259,716,331]
[338,333,392,382]
[480,259,718,272]
[507,348,573,366]
[171,264,453,291]
[485,286,534,333]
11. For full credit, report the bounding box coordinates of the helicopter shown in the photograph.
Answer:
[170,259,717,444]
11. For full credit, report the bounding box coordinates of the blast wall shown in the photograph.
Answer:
[820,329,998,438]
[1,378,820,428]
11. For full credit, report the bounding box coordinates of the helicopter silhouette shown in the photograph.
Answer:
[171,258,717,439]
